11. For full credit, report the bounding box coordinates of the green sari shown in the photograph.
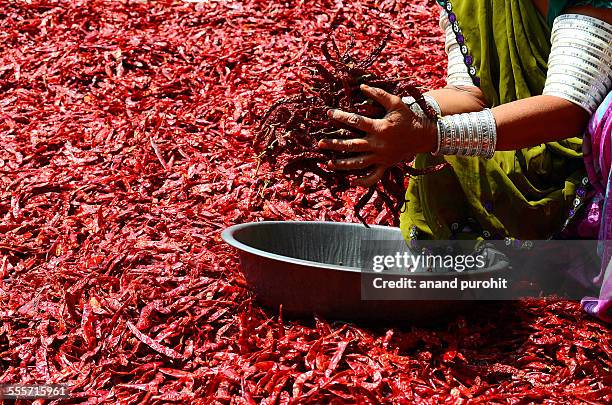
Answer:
[400,0,611,241]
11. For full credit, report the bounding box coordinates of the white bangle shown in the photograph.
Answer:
[434,109,497,158]
[439,9,474,87]
[543,14,612,115]
[401,94,442,118]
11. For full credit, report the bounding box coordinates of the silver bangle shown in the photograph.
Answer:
[465,114,476,156]
[449,117,458,154]
[488,110,497,158]
[401,94,442,118]
[439,9,474,87]
[434,109,497,158]
[442,118,452,153]
[543,14,612,115]
[458,114,470,155]
[472,112,482,157]
[425,95,442,116]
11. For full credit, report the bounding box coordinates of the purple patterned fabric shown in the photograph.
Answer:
[581,91,612,323]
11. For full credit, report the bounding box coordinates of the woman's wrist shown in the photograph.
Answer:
[401,94,441,154]
[400,93,498,157]
[418,118,439,154]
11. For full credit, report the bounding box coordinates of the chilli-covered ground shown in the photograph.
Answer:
[0,0,610,403]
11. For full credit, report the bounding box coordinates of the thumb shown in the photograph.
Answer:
[360,84,402,111]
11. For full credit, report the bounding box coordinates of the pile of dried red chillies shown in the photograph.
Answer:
[0,0,609,403]
[255,35,444,226]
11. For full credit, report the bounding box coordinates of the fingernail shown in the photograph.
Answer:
[360,84,369,90]
[326,109,334,117]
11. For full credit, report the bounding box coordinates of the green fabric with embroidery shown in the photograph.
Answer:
[400,0,606,241]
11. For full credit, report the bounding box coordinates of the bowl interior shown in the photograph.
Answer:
[225,221,407,269]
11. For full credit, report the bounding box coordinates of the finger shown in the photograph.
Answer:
[360,84,402,111]
[328,154,376,171]
[327,109,375,132]
[318,138,372,152]
[354,166,386,188]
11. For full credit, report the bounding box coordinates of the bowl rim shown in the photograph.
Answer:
[221,221,509,276]
[221,220,397,273]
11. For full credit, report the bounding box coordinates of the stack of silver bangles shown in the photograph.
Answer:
[543,14,612,114]
[434,109,497,158]
[402,95,498,158]
[439,10,474,87]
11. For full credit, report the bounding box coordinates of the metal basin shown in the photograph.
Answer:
[222,221,509,322]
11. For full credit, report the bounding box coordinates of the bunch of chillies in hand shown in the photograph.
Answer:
[254,34,447,227]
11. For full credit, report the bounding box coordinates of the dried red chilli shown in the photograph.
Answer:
[255,34,446,227]
[0,1,609,404]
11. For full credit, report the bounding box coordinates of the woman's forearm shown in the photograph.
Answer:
[491,95,589,151]
[419,91,590,153]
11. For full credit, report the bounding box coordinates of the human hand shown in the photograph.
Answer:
[318,84,437,187]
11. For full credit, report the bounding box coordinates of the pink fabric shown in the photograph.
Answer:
[580,91,612,323]
[584,92,612,195]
